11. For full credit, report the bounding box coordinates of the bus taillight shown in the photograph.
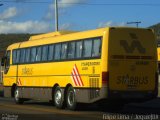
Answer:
[102,72,109,85]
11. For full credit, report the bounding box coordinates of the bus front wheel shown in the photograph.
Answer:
[14,87,24,104]
[66,86,77,110]
[53,86,64,109]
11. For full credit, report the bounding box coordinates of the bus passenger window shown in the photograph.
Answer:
[68,42,75,59]
[54,44,61,60]
[92,38,101,57]
[6,51,10,68]
[61,43,67,60]
[42,45,48,61]
[25,48,31,63]
[31,47,36,62]
[12,50,17,64]
[83,40,92,58]
[20,49,26,63]
[36,46,42,62]
[16,50,20,64]
[75,41,82,59]
[48,45,54,61]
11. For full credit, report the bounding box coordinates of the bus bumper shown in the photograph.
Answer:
[108,90,157,101]
[75,87,157,103]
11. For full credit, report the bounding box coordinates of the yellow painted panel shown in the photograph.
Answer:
[3,66,17,86]
[17,60,102,88]
[108,28,157,91]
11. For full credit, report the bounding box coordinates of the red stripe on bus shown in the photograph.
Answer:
[73,68,81,86]
[71,73,78,86]
[75,64,84,86]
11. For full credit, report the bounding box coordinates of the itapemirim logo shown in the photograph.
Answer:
[120,40,146,54]
[120,33,146,54]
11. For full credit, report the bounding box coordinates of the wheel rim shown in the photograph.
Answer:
[15,89,19,101]
[68,91,74,106]
[55,90,62,105]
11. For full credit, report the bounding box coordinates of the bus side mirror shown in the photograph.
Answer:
[1,57,6,66]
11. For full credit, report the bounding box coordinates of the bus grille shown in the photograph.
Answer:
[89,78,99,99]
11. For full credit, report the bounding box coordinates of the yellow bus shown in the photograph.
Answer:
[1,27,158,110]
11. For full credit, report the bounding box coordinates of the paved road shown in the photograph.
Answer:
[0,97,103,120]
[0,97,160,120]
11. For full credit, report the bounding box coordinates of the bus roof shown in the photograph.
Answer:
[6,27,151,50]
[29,30,77,41]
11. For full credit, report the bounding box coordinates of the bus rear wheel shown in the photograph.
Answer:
[66,86,77,110]
[53,86,64,109]
[14,87,24,104]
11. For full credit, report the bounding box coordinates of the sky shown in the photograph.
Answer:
[0,0,160,33]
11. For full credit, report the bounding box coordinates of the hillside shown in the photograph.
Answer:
[149,23,160,40]
[0,34,32,52]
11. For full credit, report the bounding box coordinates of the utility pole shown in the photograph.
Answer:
[127,21,141,28]
[55,0,59,31]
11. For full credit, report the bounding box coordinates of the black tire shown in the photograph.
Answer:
[14,87,24,104]
[53,86,64,109]
[66,86,77,110]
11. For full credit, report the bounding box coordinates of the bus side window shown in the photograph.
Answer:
[12,50,17,64]
[15,50,20,64]
[83,39,92,58]
[61,43,67,60]
[20,49,26,63]
[68,42,75,59]
[54,44,61,60]
[25,48,31,63]
[36,46,42,62]
[31,47,37,62]
[75,41,82,59]
[92,38,101,57]
[48,45,54,61]
[42,45,48,61]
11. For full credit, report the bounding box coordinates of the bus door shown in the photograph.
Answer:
[1,51,11,74]
[1,50,18,97]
